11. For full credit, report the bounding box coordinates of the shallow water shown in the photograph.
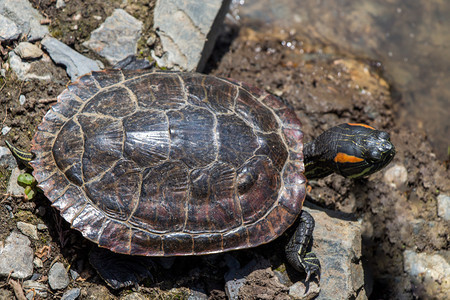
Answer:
[233,0,450,160]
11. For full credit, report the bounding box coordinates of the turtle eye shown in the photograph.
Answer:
[368,149,382,161]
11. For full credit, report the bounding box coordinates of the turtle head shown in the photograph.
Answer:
[304,123,396,179]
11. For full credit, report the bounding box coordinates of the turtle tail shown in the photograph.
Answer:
[5,140,34,168]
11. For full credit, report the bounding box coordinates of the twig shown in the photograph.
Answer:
[38,98,58,104]
[9,279,27,300]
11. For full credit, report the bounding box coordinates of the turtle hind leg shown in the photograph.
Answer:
[89,246,155,289]
[285,210,321,281]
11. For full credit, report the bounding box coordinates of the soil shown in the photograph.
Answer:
[0,1,448,299]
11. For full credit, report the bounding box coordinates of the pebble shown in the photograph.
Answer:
[383,164,408,188]
[0,146,17,169]
[437,194,450,221]
[61,288,81,300]
[69,268,80,280]
[17,221,39,240]
[0,14,21,41]
[19,94,26,105]
[41,36,102,81]
[1,125,11,135]
[8,52,52,81]
[48,262,70,290]
[83,9,142,65]
[188,289,209,300]
[152,0,230,71]
[23,280,48,298]
[56,0,66,9]
[0,231,34,279]
[14,42,44,59]
[0,0,49,41]
[121,292,148,300]
[33,257,43,268]
[37,223,48,231]
[289,280,321,300]
[7,167,25,196]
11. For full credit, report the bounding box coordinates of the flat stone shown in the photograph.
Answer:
[41,36,102,81]
[14,42,44,59]
[303,205,367,300]
[0,0,49,41]
[83,9,142,65]
[33,257,43,268]
[7,167,25,196]
[0,231,34,279]
[152,0,231,71]
[404,250,450,299]
[17,222,38,240]
[37,223,48,231]
[437,194,450,221]
[0,146,17,169]
[23,280,48,298]
[289,280,320,300]
[9,52,53,81]
[0,14,20,41]
[383,164,408,189]
[1,126,11,135]
[48,262,70,290]
[61,288,81,300]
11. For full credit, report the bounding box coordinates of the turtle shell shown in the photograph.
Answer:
[30,70,306,256]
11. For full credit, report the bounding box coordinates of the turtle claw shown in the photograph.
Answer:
[301,252,321,281]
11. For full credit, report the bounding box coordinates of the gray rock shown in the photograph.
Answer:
[0,231,34,279]
[56,0,66,9]
[9,52,52,81]
[61,288,81,300]
[121,292,147,300]
[152,0,231,71]
[0,0,49,41]
[0,14,20,41]
[37,223,48,231]
[48,262,70,290]
[14,42,43,59]
[17,222,38,240]
[403,250,450,299]
[304,206,367,300]
[41,36,102,81]
[289,280,321,300]
[33,257,43,268]
[188,289,208,300]
[1,125,11,135]
[69,268,79,280]
[7,167,25,196]
[23,280,48,298]
[0,146,17,169]
[83,9,142,65]
[437,194,450,221]
[19,94,26,105]
[383,164,408,188]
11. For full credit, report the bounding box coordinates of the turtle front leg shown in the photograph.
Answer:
[285,210,321,281]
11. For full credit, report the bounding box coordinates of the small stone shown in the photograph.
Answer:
[19,94,26,105]
[188,289,208,300]
[437,194,450,221]
[37,223,48,231]
[23,280,48,298]
[61,288,81,300]
[17,222,38,240]
[121,292,147,300]
[56,0,66,9]
[8,52,52,81]
[0,231,34,279]
[1,126,11,135]
[146,32,157,46]
[14,42,44,59]
[48,262,70,290]
[0,146,17,169]
[1,69,6,77]
[33,257,43,268]
[83,9,143,65]
[0,14,21,41]
[7,167,25,196]
[289,280,320,300]
[383,164,408,188]
[69,268,80,280]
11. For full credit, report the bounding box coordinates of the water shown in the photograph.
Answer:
[232,0,450,160]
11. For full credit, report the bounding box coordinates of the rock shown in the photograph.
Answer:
[33,257,43,268]
[383,164,408,188]
[0,14,20,41]
[14,42,43,59]
[437,194,450,221]
[188,289,208,300]
[17,222,38,240]
[37,223,48,231]
[403,250,450,299]
[23,280,48,298]
[48,262,70,290]
[152,0,231,71]
[0,231,34,279]
[61,288,81,300]
[121,292,147,300]
[0,146,17,169]
[41,36,102,81]
[83,9,142,65]
[289,280,321,300]
[56,0,66,9]
[8,52,52,81]
[19,94,26,105]
[1,125,11,135]
[303,205,367,300]
[7,167,25,196]
[0,0,49,41]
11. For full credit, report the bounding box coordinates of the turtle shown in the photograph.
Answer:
[7,69,395,289]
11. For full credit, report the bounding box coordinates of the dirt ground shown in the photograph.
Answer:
[0,1,448,299]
